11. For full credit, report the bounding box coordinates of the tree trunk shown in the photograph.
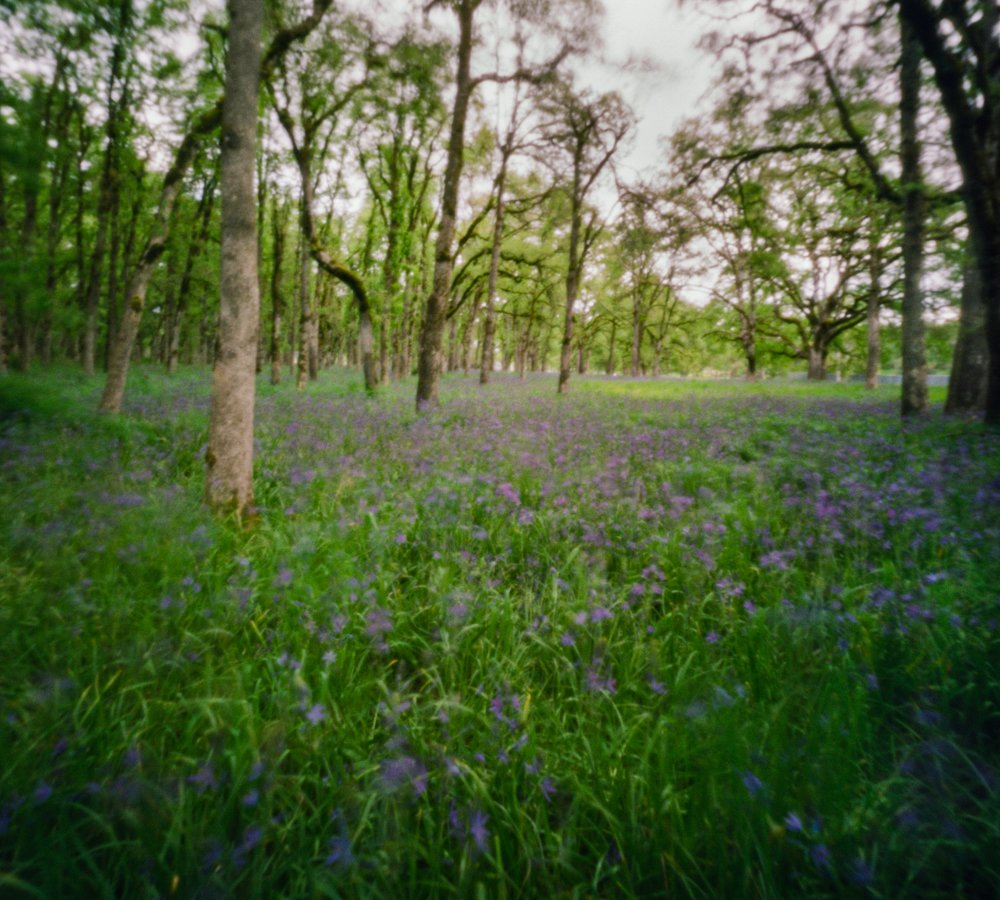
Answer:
[205,0,263,516]
[296,228,310,390]
[169,171,217,375]
[416,0,475,410]
[269,200,285,385]
[83,16,129,377]
[1,156,8,374]
[865,238,881,389]
[559,164,584,394]
[807,345,826,380]
[606,318,616,375]
[899,11,928,415]
[631,296,642,377]
[946,242,988,414]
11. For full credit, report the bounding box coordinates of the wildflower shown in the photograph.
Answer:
[540,777,556,800]
[847,856,874,887]
[469,808,489,852]
[379,756,426,795]
[242,789,260,807]
[187,763,217,794]
[306,703,327,725]
[326,834,354,867]
[590,606,612,623]
[33,781,53,805]
[741,771,764,798]
[233,825,264,869]
[647,676,667,696]
[784,812,803,833]
[322,650,336,665]
[810,843,832,869]
[705,630,720,644]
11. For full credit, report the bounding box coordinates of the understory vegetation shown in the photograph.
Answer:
[2,367,999,898]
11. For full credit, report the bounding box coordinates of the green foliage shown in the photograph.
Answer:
[2,366,998,896]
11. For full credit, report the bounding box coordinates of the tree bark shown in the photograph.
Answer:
[945,243,988,414]
[558,155,584,394]
[416,0,476,410]
[807,345,826,380]
[168,170,217,374]
[899,11,928,415]
[480,160,507,385]
[865,235,882,389]
[269,198,285,385]
[205,0,263,516]
[83,7,129,377]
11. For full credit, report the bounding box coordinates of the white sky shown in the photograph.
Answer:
[580,0,716,179]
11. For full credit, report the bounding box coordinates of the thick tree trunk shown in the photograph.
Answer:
[982,235,1000,426]
[606,318,616,375]
[807,346,826,380]
[946,243,988,414]
[416,0,475,410]
[899,12,928,415]
[205,0,263,516]
[898,0,998,425]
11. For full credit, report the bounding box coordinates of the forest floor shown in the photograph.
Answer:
[1,365,999,898]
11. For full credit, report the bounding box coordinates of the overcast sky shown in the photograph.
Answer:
[581,0,718,179]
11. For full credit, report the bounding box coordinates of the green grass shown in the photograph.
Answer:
[1,365,998,897]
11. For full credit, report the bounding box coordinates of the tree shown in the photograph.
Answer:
[540,79,633,394]
[98,0,333,413]
[204,0,263,516]
[896,0,1000,424]
[414,0,588,410]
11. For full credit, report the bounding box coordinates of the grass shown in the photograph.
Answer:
[1,364,998,898]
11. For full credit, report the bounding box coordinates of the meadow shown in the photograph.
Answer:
[1,366,998,898]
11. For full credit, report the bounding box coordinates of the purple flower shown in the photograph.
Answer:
[326,834,353,867]
[784,812,803,833]
[274,568,293,587]
[379,756,426,795]
[469,808,490,852]
[848,856,874,886]
[741,771,764,798]
[810,843,832,868]
[242,789,260,807]
[705,630,720,644]
[33,781,53,805]
[496,482,521,505]
[306,703,327,725]
[187,763,217,794]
